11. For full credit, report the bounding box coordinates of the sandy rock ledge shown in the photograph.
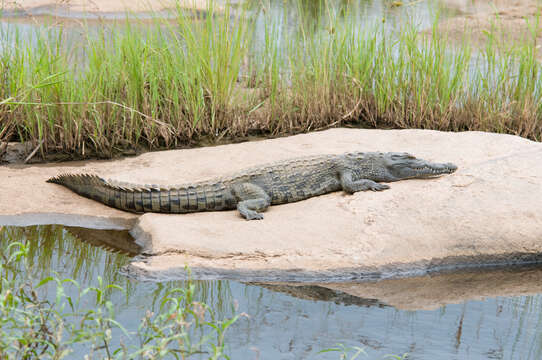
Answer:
[1,128,541,282]
[124,129,542,281]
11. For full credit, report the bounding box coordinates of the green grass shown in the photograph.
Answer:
[0,225,243,359]
[0,1,541,160]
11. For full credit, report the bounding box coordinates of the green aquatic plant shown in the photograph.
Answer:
[0,224,131,287]
[383,354,409,360]
[318,343,409,360]
[318,343,367,359]
[0,228,242,359]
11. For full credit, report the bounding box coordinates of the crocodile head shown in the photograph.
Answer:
[347,152,457,182]
[381,152,457,181]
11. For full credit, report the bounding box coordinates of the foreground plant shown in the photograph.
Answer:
[318,343,367,359]
[0,239,242,359]
[318,343,409,360]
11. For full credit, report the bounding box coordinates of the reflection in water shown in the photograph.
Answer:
[64,225,141,256]
[0,225,235,316]
[0,225,239,358]
[233,278,542,359]
[3,224,542,358]
[253,265,542,311]
[0,224,132,285]
[268,0,450,34]
[250,282,388,308]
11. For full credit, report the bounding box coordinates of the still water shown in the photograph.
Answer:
[2,224,542,360]
[0,0,457,52]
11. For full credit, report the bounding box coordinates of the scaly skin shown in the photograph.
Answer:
[47,152,457,220]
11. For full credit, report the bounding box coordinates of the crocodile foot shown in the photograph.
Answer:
[244,211,264,220]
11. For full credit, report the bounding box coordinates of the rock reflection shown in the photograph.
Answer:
[0,224,137,285]
[64,226,141,256]
[255,265,542,311]
[249,282,388,307]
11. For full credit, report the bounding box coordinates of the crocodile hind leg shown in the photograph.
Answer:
[339,170,390,194]
[232,183,271,220]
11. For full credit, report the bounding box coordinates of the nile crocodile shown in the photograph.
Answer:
[47,152,457,220]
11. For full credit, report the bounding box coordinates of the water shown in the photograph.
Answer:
[0,0,456,52]
[2,224,542,359]
[0,0,451,23]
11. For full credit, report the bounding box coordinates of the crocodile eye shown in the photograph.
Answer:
[346,152,363,160]
[392,153,415,160]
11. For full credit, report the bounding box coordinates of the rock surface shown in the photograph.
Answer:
[1,129,541,281]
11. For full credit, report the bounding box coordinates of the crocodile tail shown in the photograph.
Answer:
[47,173,125,210]
[47,174,234,214]
[47,173,105,187]
[48,173,155,213]
[47,173,107,195]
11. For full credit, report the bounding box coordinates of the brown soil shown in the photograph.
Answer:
[430,0,542,57]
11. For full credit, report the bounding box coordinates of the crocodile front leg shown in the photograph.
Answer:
[339,170,390,194]
[232,183,271,220]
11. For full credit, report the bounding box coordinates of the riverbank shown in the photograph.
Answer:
[430,0,542,58]
[1,0,541,163]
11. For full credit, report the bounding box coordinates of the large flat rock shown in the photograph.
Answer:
[124,129,541,281]
[1,129,541,281]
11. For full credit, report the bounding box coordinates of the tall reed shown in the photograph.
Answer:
[0,1,540,160]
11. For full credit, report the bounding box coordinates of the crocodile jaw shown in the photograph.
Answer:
[384,153,457,180]
[405,162,458,178]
